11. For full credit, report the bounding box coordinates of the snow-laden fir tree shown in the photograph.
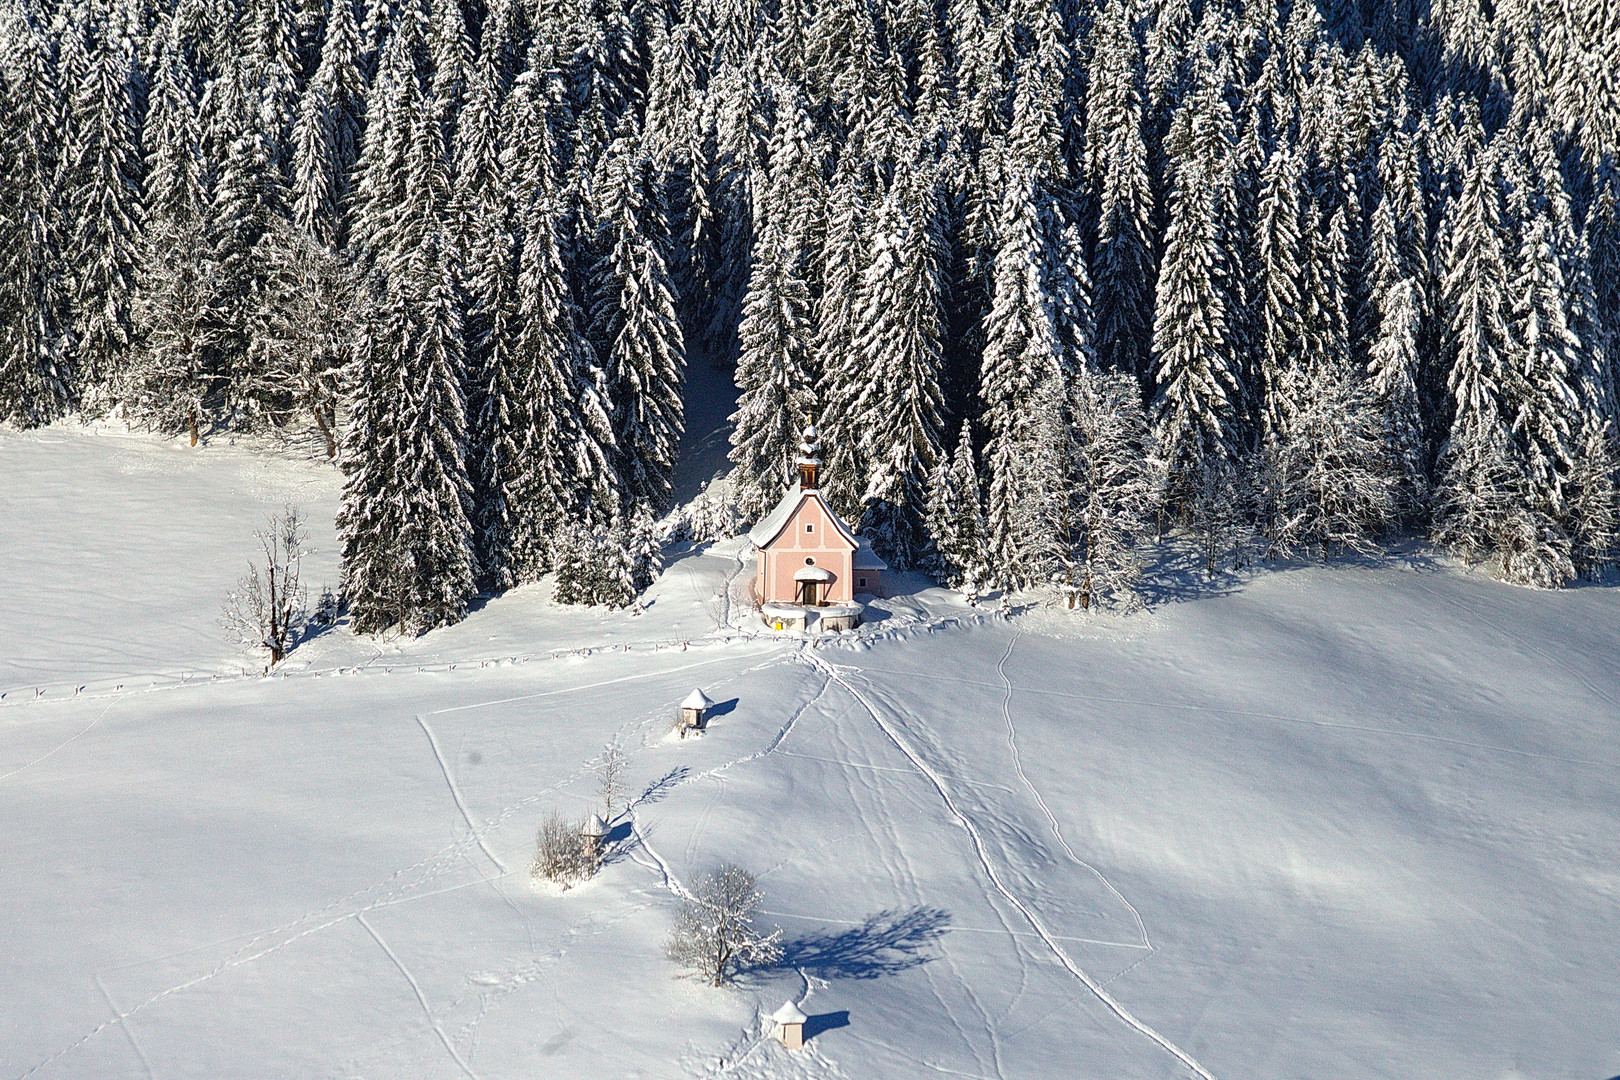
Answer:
[506,186,621,576]
[813,166,871,519]
[207,58,291,419]
[1253,146,1307,446]
[1085,0,1156,381]
[340,230,478,633]
[0,3,75,425]
[1058,367,1162,610]
[980,172,1071,588]
[66,24,144,390]
[928,421,989,590]
[1364,141,1430,513]
[850,169,947,569]
[290,0,367,246]
[1433,143,1574,586]
[729,212,814,520]
[592,145,686,516]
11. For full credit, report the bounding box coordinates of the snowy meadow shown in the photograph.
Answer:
[3,424,1619,1080]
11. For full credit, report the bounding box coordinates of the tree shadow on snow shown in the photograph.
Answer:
[637,767,689,807]
[762,906,950,980]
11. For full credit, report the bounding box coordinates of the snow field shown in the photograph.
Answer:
[4,426,1620,1080]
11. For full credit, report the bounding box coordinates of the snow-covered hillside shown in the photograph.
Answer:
[3,425,1619,1080]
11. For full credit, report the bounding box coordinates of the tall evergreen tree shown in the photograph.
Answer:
[0,5,75,424]
[592,146,686,514]
[851,171,948,568]
[67,25,145,389]
[1085,0,1155,381]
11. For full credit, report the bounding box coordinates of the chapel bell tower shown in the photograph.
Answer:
[796,415,821,490]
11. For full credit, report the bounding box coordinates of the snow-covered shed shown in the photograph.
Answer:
[771,1000,807,1049]
[748,421,886,608]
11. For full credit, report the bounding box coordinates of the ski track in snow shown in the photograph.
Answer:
[994,631,1153,952]
[417,714,510,875]
[803,650,1220,1080]
[0,696,120,782]
[15,655,794,1080]
[93,974,153,1080]
[356,911,483,1080]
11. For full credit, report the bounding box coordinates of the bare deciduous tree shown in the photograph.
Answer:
[597,745,627,817]
[221,506,308,666]
[666,863,783,987]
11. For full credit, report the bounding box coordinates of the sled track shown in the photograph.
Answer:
[803,651,1219,1080]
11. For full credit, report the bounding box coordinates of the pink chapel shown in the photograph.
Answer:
[747,420,886,629]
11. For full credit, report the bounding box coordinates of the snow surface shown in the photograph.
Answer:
[4,423,1620,1080]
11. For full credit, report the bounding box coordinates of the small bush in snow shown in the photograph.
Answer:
[220,506,308,666]
[531,811,598,888]
[666,863,782,986]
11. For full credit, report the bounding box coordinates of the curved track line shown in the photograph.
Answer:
[0,697,118,782]
[805,652,1218,1080]
[356,912,482,1080]
[994,632,1152,950]
[416,715,508,874]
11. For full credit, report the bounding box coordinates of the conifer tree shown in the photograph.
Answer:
[1365,143,1430,511]
[593,146,686,515]
[291,0,367,245]
[730,214,813,518]
[851,172,947,568]
[1151,137,1240,510]
[66,26,144,389]
[0,5,75,425]
[1254,146,1307,446]
[813,167,871,518]
[1085,0,1155,381]
[981,172,1069,587]
[928,421,989,590]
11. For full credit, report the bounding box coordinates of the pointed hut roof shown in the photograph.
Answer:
[771,1000,808,1025]
[681,687,714,711]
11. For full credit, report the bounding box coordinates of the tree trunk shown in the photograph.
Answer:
[189,409,199,447]
[315,403,337,459]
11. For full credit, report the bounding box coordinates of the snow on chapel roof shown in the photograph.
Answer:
[681,688,714,710]
[746,485,860,549]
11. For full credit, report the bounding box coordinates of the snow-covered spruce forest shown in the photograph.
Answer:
[3,0,1619,630]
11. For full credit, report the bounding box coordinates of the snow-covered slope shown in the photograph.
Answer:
[3,425,1618,1080]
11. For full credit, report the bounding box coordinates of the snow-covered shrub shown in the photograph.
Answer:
[664,478,745,545]
[1433,430,1575,588]
[551,523,637,608]
[220,506,308,666]
[666,863,782,987]
[1255,364,1398,559]
[531,811,597,889]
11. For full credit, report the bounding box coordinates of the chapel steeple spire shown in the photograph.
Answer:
[795,412,821,490]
